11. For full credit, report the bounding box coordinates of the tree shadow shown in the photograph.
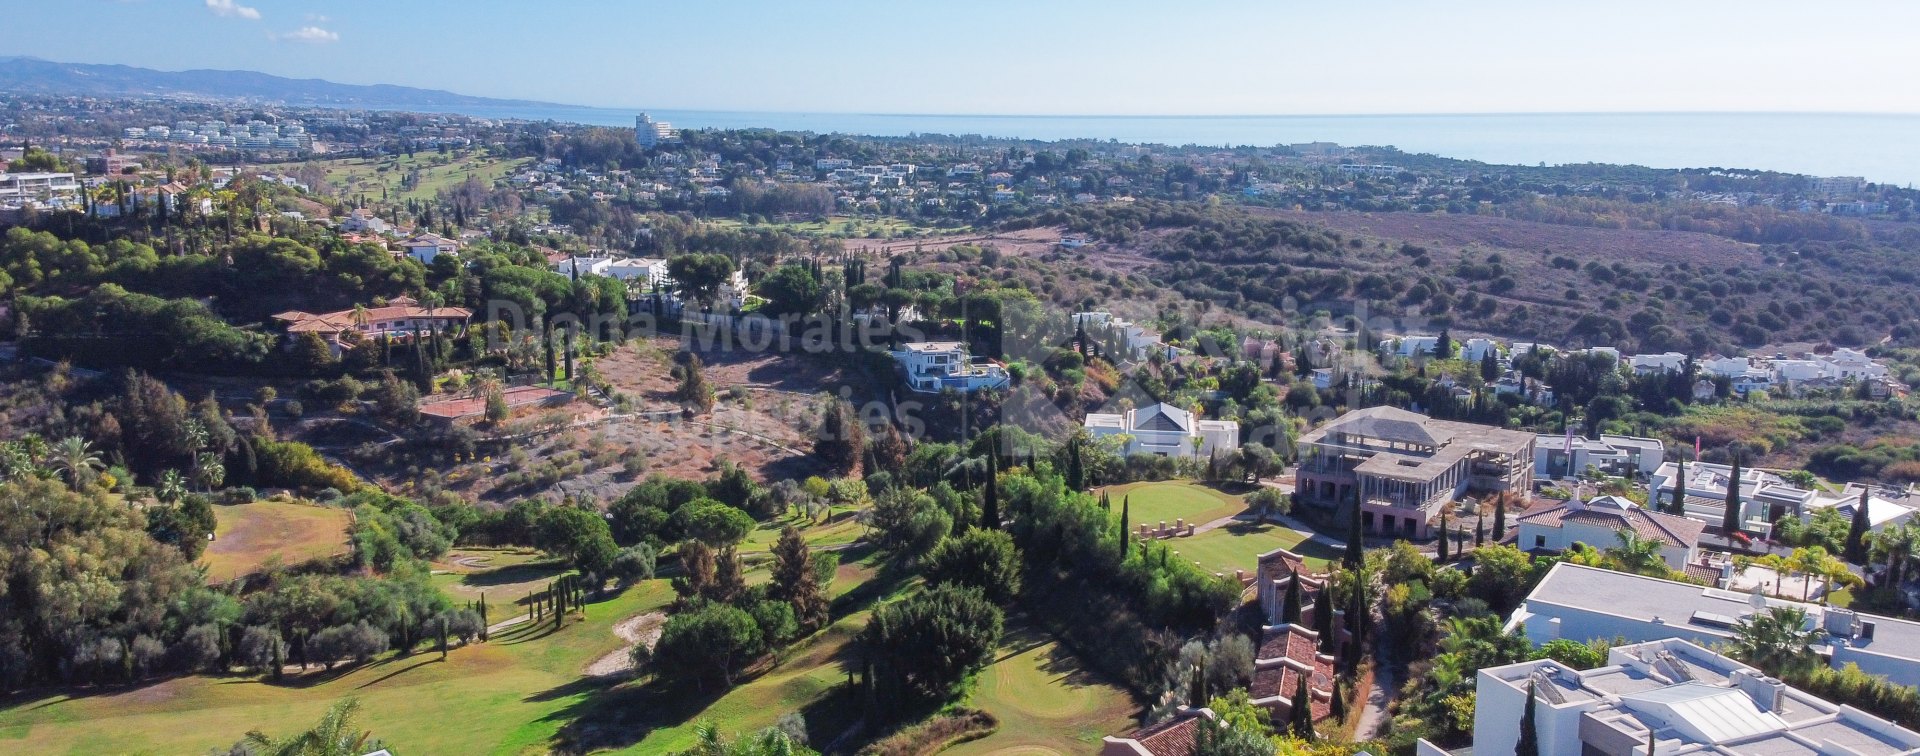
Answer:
[458,562,567,588]
[354,654,443,689]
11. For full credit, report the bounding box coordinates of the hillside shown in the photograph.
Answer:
[1015,202,1920,355]
[0,56,559,111]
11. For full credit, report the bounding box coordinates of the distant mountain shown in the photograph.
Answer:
[0,56,564,112]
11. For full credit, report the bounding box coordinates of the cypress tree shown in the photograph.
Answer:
[438,616,449,660]
[1437,511,1451,562]
[1476,509,1486,547]
[1330,678,1347,723]
[1066,437,1085,491]
[1290,672,1314,740]
[1120,495,1131,560]
[1343,497,1364,569]
[544,326,557,382]
[1494,494,1509,541]
[1189,660,1207,709]
[1670,457,1689,515]
[1517,679,1541,756]
[1313,583,1334,652]
[1282,575,1303,624]
[563,326,576,385]
[1846,486,1872,564]
[981,452,999,529]
[271,635,284,681]
[1723,456,1744,536]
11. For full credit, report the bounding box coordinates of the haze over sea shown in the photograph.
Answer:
[444,106,1920,187]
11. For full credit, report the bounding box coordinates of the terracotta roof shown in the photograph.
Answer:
[276,300,472,336]
[1250,625,1336,722]
[1518,497,1705,548]
[1127,714,1204,756]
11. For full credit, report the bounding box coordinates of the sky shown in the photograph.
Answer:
[6,0,1918,115]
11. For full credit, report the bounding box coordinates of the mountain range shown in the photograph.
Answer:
[0,56,561,112]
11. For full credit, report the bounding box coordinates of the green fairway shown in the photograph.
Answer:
[1098,480,1249,531]
[949,626,1139,756]
[0,581,675,755]
[310,152,530,202]
[1170,520,1341,577]
[199,500,352,584]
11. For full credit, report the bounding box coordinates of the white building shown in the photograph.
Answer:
[1647,461,1809,534]
[1534,433,1666,480]
[0,172,80,203]
[399,232,460,265]
[634,113,676,148]
[1507,562,1920,683]
[1629,352,1691,375]
[888,342,1009,394]
[339,209,390,234]
[1074,312,1170,362]
[1462,637,1920,756]
[1514,495,1705,571]
[1084,402,1239,459]
[556,255,672,288]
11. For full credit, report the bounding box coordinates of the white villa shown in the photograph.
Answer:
[1514,495,1706,571]
[1084,402,1239,459]
[888,342,1009,394]
[400,232,461,264]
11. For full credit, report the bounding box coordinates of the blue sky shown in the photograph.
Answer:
[7,0,1917,115]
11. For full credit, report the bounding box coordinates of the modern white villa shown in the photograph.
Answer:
[888,342,1009,393]
[1083,402,1239,458]
[1444,637,1920,756]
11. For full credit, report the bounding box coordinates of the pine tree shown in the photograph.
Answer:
[1846,486,1872,564]
[1517,679,1541,756]
[981,452,1000,529]
[1723,456,1744,536]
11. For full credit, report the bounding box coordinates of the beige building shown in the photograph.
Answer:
[1295,407,1533,539]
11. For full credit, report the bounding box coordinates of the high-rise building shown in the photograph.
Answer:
[635,113,676,148]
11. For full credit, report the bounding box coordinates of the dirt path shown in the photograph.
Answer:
[584,611,668,677]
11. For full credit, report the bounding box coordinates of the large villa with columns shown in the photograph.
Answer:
[1294,406,1534,539]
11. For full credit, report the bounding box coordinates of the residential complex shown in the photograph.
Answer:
[1294,407,1534,538]
[273,296,473,353]
[1534,433,1666,480]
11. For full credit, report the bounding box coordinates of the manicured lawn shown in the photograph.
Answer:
[740,511,865,554]
[198,500,352,583]
[949,626,1140,756]
[0,580,675,755]
[1170,520,1341,577]
[1098,480,1249,531]
[431,547,569,623]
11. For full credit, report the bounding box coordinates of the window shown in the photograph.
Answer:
[1534,535,1547,548]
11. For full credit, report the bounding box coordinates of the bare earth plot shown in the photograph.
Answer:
[199,500,352,584]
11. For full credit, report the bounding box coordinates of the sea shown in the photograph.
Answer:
[446,105,1920,187]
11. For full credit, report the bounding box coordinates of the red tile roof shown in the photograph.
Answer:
[1128,714,1204,756]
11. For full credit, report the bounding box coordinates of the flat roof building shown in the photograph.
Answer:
[1508,562,1920,683]
[1295,406,1534,539]
[1465,637,1920,756]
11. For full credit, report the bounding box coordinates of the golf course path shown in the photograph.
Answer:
[584,611,668,677]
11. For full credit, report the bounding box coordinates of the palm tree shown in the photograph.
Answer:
[49,436,103,491]
[157,469,187,505]
[193,452,226,492]
[1606,529,1667,577]
[1728,606,1823,675]
[244,698,379,756]
[1872,523,1920,589]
